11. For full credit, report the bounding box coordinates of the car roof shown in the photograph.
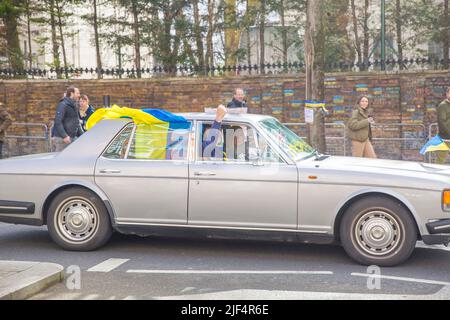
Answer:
[176,112,273,123]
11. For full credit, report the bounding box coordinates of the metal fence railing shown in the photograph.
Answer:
[371,123,427,162]
[283,122,449,164]
[284,123,347,156]
[4,122,50,158]
[2,121,449,164]
[1,56,449,80]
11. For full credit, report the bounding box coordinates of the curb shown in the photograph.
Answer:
[0,261,64,300]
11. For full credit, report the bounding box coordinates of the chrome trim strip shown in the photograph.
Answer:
[115,221,329,234]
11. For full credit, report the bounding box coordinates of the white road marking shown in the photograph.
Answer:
[82,294,100,300]
[351,272,450,286]
[87,258,130,273]
[126,270,333,275]
[154,286,450,300]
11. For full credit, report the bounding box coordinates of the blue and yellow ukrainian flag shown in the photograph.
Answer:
[420,135,450,155]
[86,105,190,160]
[304,100,326,108]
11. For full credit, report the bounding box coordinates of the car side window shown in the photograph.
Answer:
[198,121,283,163]
[256,132,283,163]
[102,123,134,159]
[127,123,191,161]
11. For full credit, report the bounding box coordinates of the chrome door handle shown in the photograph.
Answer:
[194,171,216,176]
[100,169,121,174]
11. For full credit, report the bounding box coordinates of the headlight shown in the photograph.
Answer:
[443,190,450,211]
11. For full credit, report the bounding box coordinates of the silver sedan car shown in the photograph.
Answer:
[1,113,449,266]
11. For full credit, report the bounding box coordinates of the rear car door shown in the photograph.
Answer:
[95,122,191,225]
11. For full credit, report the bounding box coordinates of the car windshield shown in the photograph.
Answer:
[259,118,315,160]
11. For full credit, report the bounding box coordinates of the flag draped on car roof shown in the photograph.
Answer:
[86,105,191,160]
[85,105,190,131]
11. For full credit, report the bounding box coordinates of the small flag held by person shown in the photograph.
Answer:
[419,135,450,155]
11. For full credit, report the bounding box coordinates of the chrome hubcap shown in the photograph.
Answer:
[55,197,99,244]
[354,211,402,256]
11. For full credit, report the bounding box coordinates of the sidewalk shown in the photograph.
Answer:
[0,261,64,300]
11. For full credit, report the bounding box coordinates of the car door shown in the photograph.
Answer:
[188,120,298,229]
[95,122,191,225]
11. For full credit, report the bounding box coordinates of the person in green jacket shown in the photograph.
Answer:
[436,87,450,164]
[346,95,377,158]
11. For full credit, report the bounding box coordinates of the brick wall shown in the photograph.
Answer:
[1,70,449,161]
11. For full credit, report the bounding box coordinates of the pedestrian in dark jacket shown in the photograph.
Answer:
[226,88,247,109]
[0,102,13,159]
[436,87,450,164]
[346,95,377,158]
[51,86,82,152]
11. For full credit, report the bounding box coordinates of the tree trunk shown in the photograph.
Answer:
[49,0,61,78]
[259,0,266,74]
[351,0,363,70]
[305,0,326,153]
[224,0,238,68]
[246,27,252,74]
[224,0,259,69]
[3,0,24,71]
[25,0,33,70]
[206,0,215,71]
[131,0,141,78]
[192,0,205,74]
[395,0,404,70]
[56,0,68,78]
[93,0,103,79]
[280,0,288,70]
[363,0,370,65]
[444,0,449,69]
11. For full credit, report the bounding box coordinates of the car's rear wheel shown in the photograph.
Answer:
[340,196,417,266]
[47,188,112,251]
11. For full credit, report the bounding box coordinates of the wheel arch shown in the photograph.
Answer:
[42,181,116,227]
[332,190,422,242]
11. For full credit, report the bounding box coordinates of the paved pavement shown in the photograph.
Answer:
[1,222,450,300]
[0,260,63,300]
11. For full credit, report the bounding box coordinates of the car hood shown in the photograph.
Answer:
[297,156,450,189]
[324,156,450,174]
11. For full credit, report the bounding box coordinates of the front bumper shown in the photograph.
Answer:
[426,219,450,235]
[423,219,450,245]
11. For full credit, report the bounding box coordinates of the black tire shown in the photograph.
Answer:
[340,196,417,267]
[47,187,112,251]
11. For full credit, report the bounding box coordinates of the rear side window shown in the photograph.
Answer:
[127,123,191,161]
[102,123,134,159]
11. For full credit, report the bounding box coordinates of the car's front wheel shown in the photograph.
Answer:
[47,188,112,251]
[340,196,417,266]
